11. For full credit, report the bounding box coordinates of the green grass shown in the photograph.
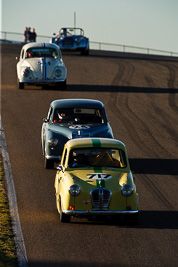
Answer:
[0,155,18,267]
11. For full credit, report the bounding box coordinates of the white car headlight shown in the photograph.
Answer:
[121,185,133,196]
[55,69,62,78]
[69,185,80,196]
[22,68,31,78]
[48,138,58,146]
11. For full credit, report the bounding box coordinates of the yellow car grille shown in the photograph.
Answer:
[91,188,111,210]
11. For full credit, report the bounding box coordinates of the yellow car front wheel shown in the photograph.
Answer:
[56,194,60,213]
[59,197,70,223]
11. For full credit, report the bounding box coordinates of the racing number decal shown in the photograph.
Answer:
[87,173,112,180]
[69,125,90,129]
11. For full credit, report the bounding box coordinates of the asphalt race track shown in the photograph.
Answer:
[1,43,178,266]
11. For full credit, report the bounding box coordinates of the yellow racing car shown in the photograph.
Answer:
[54,138,139,223]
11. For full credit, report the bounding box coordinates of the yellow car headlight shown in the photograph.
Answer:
[121,185,133,196]
[69,185,80,196]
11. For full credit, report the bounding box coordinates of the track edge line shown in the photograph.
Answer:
[0,115,28,267]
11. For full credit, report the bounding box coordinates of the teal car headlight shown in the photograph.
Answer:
[48,138,58,147]
[121,185,133,196]
[55,68,62,78]
[69,185,80,196]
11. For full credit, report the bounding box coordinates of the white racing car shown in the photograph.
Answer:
[16,42,67,89]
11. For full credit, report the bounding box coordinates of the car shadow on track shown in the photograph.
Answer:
[129,158,178,175]
[16,84,178,92]
[67,84,178,93]
[137,210,178,229]
[64,210,178,230]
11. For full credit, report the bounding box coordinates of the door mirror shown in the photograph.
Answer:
[43,118,49,123]
[56,166,62,171]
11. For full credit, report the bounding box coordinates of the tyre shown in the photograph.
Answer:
[60,200,70,223]
[61,80,66,90]
[81,47,89,56]
[19,82,24,89]
[56,194,60,213]
[44,158,54,169]
[85,48,89,56]
[55,80,66,90]
[81,48,86,55]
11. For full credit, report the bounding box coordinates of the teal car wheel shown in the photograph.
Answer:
[44,158,54,169]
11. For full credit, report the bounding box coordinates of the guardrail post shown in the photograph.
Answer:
[4,32,7,40]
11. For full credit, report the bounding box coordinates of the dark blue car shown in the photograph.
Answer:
[52,27,89,55]
[41,99,114,168]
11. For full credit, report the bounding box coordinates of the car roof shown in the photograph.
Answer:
[66,138,126,150]
[21,42,59,51]
[50,99,105,109]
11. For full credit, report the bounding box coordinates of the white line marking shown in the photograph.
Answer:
[0,115,28,267]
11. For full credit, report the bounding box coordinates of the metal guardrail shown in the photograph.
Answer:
[1,30,178,57]
[90,41,178,57]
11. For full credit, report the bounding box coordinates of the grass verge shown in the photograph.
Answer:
[0,155,18,267]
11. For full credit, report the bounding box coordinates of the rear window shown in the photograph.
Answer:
[68,148,127,168]
[26,47,59,58]
[53,108,104,124]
